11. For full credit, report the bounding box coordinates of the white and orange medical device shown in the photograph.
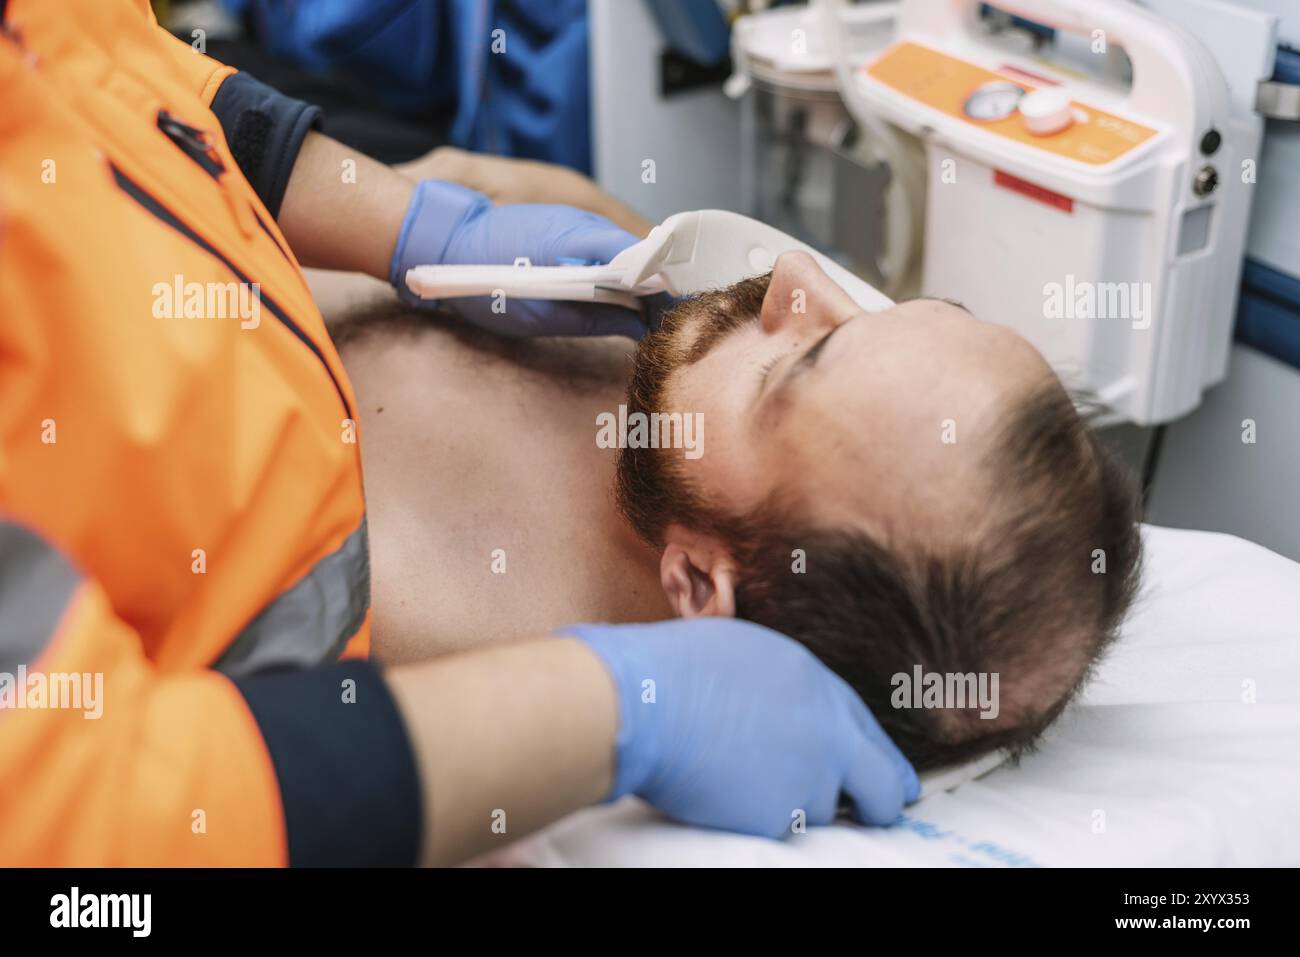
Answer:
[827,0,1268,424]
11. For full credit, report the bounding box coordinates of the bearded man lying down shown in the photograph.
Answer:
[325,249,1142,772]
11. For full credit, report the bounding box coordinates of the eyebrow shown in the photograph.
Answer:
[900,295,973,315]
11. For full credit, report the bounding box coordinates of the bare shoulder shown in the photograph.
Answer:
[309,266,636,388]
[335,304,634,396]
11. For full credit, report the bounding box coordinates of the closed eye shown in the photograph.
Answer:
[755,324,843,403]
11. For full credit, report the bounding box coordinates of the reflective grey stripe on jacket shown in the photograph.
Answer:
[0,520,82,671]
[215,518,370,678]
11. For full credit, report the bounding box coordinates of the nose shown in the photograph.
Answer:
[759,250,859,336]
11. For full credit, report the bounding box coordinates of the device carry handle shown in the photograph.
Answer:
[896,0,1197,132]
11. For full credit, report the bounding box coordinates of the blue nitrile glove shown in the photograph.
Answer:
[562,618,920,838]
[390,179,647,339]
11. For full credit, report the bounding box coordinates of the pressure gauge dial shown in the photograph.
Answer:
[963,81,1026,121]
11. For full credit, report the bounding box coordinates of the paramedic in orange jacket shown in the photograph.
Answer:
[0,0,918,866]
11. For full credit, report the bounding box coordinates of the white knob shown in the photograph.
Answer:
[1018,88,1074,135]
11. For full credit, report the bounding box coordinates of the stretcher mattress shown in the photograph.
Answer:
[497,525,1300,866]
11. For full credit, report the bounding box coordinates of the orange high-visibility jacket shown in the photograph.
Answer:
[0,0,417,865]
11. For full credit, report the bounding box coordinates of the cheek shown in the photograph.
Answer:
[669,367,766,508]
[678,439,767,515]
[755,392,873,496]
[669,356,743,433]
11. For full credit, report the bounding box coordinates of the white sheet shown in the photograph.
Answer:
[496,525,1300,867]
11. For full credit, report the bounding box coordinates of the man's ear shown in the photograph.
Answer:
[660,525,738,618]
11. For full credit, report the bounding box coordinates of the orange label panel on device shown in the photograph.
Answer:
[864,41,1158,166]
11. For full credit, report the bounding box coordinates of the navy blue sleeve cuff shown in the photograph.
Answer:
[209,71,322,219]
[234,660,422,867]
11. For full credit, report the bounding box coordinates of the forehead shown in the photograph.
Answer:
[855,299,1043,384]
[758,303,1045,530]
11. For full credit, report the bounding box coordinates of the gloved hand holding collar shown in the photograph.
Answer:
[563,618,920,838]
[390,179,647,339]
